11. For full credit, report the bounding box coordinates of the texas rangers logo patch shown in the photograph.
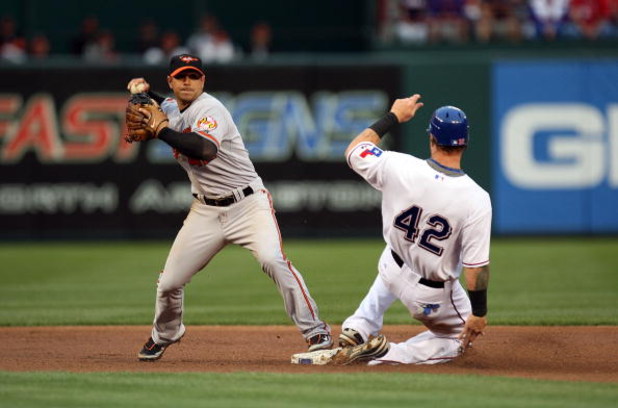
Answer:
[360,146,383,158]
[197,117,218,131]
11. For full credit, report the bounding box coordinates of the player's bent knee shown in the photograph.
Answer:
[156,278,184,294]
[257,254,286,272]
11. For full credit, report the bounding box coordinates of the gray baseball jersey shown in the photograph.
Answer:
[149,92,330,347]
[161,92,259,196]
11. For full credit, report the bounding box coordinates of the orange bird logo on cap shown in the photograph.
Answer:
[180,56,199,63]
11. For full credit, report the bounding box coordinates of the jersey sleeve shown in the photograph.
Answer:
[160,98,178,115]
[346,142,389,190]
[460,192,492,268]
[189,105,228,149]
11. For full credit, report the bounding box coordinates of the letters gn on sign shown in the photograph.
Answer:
[493,61,618,233]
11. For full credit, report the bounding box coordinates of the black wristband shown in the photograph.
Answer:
[368,112,399,138]
[157,126,175,140]
[468,289,487,317]
[147,90,165,105]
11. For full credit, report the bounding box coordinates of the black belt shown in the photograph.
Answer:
[193,186,254,207]
[390,250,445,289]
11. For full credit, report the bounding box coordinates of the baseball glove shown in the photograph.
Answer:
[124,93,169,143]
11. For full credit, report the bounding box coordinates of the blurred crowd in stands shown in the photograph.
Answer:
[0,13,271,64]
[386,0,618,44]
[1,0,618,64]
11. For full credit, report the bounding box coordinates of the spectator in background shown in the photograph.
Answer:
[136,19,159,53]
[565,0,613,40]
[610,0,618,36]
[427,0,471,43]
[395,0,430,44]
[83,30,118,63]
[143,30,189,64]
[71,15,99,55]
[28,34,51,60]
[473,0,528,43]
[186,16,237,63]
[1,15,21,46]
[0,15,26,63]
[528,0,570,40]
[187,15,218,55]
[198,28,236,63]
[463,0,483,35]
[250,21,272,61]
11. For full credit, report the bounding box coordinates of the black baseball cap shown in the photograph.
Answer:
[169,54,205,77]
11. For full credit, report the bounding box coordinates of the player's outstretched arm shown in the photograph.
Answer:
[459,265,490,352]
[344,94,424,156]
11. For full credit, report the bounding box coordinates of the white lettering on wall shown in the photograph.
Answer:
[126,179,380,214]
[0,183,117,214]
[501,103,614,189]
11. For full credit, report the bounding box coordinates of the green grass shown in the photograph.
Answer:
[0,237,617,326]
[1,371,616,408]
[0,237,616,407]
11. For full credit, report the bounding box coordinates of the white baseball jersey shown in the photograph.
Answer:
[161,92,259,197]
[347,142,492,282]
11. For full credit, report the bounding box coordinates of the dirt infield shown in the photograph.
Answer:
[1,325,616,383]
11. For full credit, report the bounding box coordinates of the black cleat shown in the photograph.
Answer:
[307,333,334,352]
[138,337,180,361]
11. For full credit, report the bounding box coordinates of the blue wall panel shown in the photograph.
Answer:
[493,61,618,233]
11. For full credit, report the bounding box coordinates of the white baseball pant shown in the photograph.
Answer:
[342,246,471,364]
[151,183,329,345]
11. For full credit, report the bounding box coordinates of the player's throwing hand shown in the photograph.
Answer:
[127,78,151,94]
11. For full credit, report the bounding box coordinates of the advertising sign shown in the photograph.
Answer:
[0,65,400,238]
[493,61,618,233]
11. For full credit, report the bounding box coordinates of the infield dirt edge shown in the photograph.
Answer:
[1,325,616,383]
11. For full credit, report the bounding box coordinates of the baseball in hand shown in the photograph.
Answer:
[130,83,147,94]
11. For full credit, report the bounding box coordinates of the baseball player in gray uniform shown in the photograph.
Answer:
[128,54,331,361]
[331,94,492,365]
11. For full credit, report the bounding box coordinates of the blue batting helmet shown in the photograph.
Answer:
[426,106,469,146]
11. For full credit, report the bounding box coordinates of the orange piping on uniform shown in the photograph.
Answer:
[195,130,220,147]
[265,189,317,320]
